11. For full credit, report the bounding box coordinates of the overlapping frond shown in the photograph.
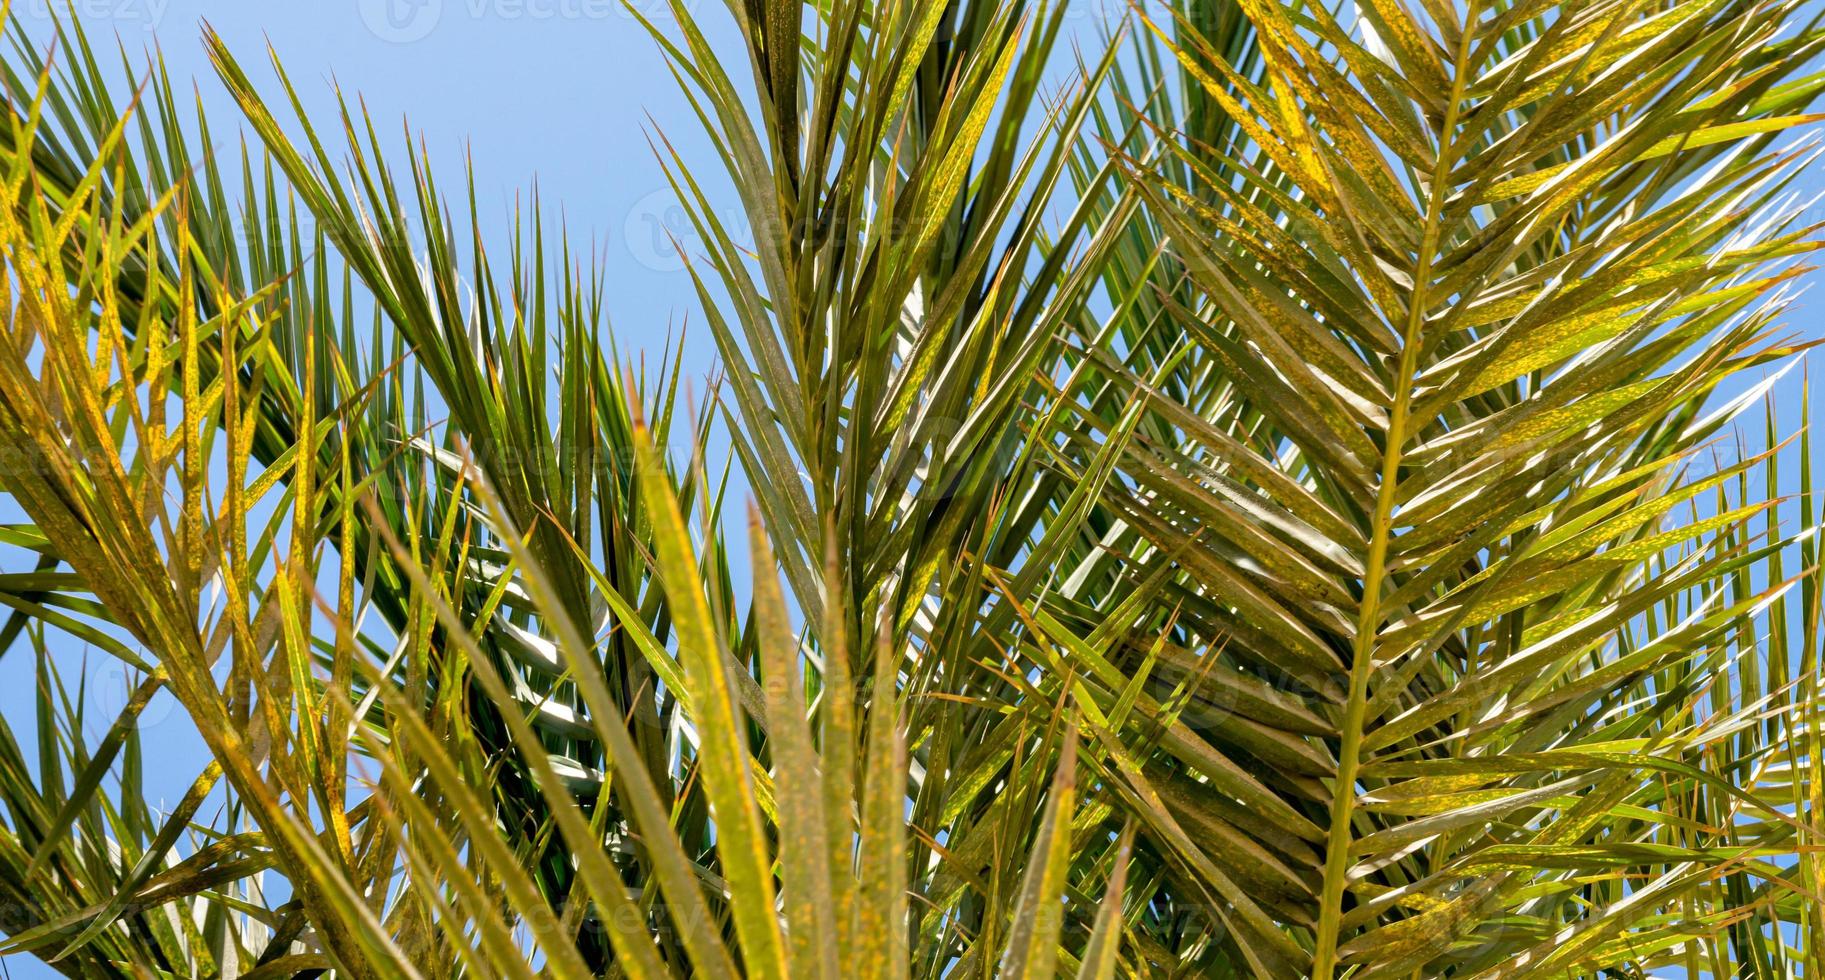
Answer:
[1048,0,1825,973]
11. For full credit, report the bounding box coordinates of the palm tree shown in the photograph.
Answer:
[0,0,1820,975]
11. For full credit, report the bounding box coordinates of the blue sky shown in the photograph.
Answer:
[0,1,1821,976]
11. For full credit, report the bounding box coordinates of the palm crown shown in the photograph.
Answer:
[0,0,1821,976]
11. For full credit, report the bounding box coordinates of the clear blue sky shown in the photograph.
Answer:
[0,2,1819,976]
